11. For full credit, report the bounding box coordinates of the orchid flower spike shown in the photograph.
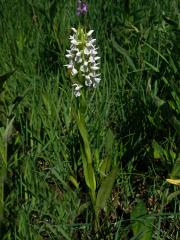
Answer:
[77,0,88,16]
[64,27,101,97]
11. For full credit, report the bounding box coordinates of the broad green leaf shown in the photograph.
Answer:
[81,150,96,191]
[131,200,154,240]
[152,140,164,159]
[99,158,111,177]
[87,163,96,191]
[95,168,117,211]
[82,151,90,188]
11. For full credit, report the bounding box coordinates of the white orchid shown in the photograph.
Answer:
[72,83,83,97]
[65,27,101,97]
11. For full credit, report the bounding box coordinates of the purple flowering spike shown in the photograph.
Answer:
[82,3,88,13]
[76,0,88,16]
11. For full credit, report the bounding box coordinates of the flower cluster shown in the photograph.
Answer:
[77,0,88,16]
[65,27,101,97]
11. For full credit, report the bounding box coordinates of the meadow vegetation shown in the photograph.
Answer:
[0,0,180,239]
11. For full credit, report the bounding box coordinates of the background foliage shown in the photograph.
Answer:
[0,0,180,239]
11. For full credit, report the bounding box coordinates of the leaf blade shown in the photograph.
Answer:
[95,167,117,211]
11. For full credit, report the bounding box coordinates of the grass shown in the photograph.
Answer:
[0,0,180,239]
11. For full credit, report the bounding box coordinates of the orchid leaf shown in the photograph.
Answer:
[99,158,111,177]
[95,167,117,211]
[81,149,96,191]
[131,200,154,240]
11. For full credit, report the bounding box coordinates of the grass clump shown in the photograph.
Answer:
[0,0,180,239]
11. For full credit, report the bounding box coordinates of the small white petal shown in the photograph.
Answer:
[71,48,78,53]
[94,78,101,84]
[93,83,98,88]
[85,79,92,86]
[80,64,88,72]
[91,49,98,56]
[87,30,94,36]
[84,48,90,55]
[88,56,94,63]
[71,28,77,33]
[80,65,84,72]
[72,84,83,91]
[72,84,83,97]
[91,66,99,70]
[85,75,90,80]
[95,56,101,61]
[75,91,81,97]
[71,39,81,45]
[64,63,73,69]
[93,62,100,66]
[75,56,82,63]
[75,51,82,63]
[65,54,73,59]
[71,68,78,76]
[76,51,81,57]
[89,39,96,44]
[86,43,91,47]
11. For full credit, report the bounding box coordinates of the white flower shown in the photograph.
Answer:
[75,51,82,63]
[65,53,74,59]
[71,39,81,45]
[84,47,90,55]
[91,49,98,56]
[64,63,74,69]
[64,27,101,97]
[84,75,92,86]
[94,77,101,84]
[95,56,100,61]
[71,68,78,76]
[71,28,77,33]
[88,56,95,63]
[72,83,83,97]
[87,30,94,36]
[80,61,89,72]
[91,65,99,71]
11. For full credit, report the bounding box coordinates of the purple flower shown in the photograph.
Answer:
[77,0,88,16]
